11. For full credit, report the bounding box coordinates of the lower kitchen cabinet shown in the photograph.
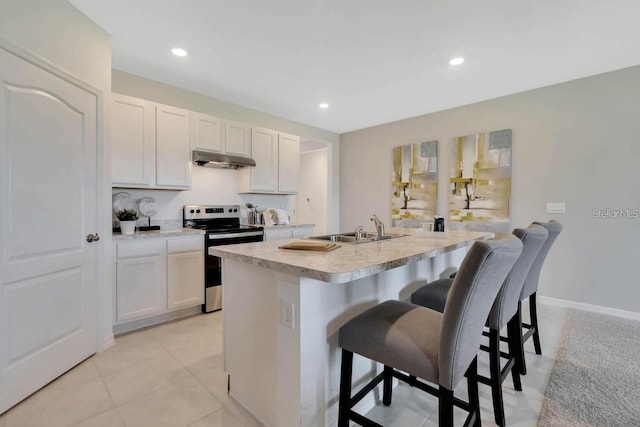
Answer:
[292,226,314,238]
[264,228,293,241]
[167,239,205,311]
[115,239,166,323]
[113,235,204,333]
[264,225,314,241]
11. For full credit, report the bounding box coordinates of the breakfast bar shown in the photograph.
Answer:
[210,230,493,427]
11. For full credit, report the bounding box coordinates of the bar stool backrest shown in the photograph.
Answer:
[520,220,563,300]
[439,236,522,389]
[488,225,548,329]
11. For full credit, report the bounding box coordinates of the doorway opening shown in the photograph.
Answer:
[295,140,333,235]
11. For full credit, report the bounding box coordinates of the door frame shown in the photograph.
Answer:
[0,36,113,351]
[296,140,339,234]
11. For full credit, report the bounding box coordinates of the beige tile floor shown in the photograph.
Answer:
[1,312,261,427]
[0,304,568,427]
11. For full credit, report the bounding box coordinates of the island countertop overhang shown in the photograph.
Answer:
[209,229,494,283]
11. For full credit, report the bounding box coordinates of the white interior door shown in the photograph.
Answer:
[0,48,98,413]
[296,149,328,234]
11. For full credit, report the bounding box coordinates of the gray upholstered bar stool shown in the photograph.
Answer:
[517,220,562,374]
[337,237,523,427]
[411,225,548,426]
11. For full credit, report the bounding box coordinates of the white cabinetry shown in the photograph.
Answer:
[192,112,225,153]
[156,104,191,188]
[225,120,251,156]
[292,226,314,238]
[264,226,314,241]
[249,127,278,192]
[111,94,155,187]
[114,235,204,333]
[238,129,300,194]
[264,228,293,241]
[115,240,166,323]
[278,133,300,193]
[111,94,191,190]
[167,237,204,311]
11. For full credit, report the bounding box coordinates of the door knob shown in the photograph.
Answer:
[86,233,100,242]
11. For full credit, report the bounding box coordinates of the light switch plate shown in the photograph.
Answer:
[546,202,565,214]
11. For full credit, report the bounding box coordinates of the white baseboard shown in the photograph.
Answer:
[538,295,640,321]
[113,305,203,336]
[102,333,115,351]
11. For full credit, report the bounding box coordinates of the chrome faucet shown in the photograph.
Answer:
[354,225,364,243]
[370,214,385,238]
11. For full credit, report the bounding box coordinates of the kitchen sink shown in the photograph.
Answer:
[306,232,407,244]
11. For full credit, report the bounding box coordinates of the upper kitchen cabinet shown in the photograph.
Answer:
[246,127,278,192]
[237,128,300,194]
[192,112,225,153]
[112,94,156,187]
[156,104,191,189]
[277,132,300,193]
[225,120,251,156]
[111,94,192,190]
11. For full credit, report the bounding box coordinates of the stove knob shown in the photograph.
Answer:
[228,208,232,213]
[196,209,201,213]
[190,209,195,214]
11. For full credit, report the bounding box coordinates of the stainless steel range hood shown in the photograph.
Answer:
[192,150,256,169]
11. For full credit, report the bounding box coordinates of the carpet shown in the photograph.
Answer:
[538,309,640,426]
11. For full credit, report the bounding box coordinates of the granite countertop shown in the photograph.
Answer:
[210,229,493,283]
[113,228,205,241]
[261,223,315,230]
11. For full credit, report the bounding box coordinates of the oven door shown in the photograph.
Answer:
[205,230,264,312]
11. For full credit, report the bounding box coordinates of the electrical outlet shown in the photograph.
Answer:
[281,300,295,330]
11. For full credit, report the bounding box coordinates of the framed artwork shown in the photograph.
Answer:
[448,129,511,232]
[392,140,438,227]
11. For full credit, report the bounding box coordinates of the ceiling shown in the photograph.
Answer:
[69,0,640,134]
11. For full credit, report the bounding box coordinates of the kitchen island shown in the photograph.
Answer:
[210,229,493,427]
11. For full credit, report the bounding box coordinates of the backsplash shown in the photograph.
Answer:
[112,166,295,227]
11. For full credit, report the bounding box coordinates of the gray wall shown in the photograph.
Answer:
[340,65,640,313]
[113,69,339,144]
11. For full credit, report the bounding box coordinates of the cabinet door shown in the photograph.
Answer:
[225,120,251,156]
[292,226,314,238]
[250,127,278,192]
[167,251,204,311]
[156,104,191,188]
[278,133,300,193]
[111,94,156,187]
[116,254,166,323]
[264,229,293,241]
[193,112,224,153]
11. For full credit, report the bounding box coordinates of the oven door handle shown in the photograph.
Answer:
[208,231,264,240]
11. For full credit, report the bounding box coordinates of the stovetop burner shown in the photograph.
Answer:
[183,204,264,234]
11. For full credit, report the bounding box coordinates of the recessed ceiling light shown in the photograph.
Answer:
[319,103,329,109]
[172,48,188,57]
[449,57,465,66]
